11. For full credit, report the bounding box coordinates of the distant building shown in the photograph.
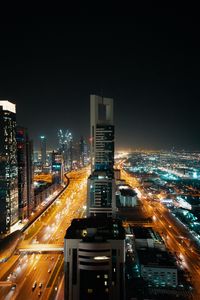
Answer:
[51,150,64,184]
[64,218,125,300]
[58,129,73,170]
[40,135,46,168]
[16,126,34,219]
[116,185,138,207]
[0,101,18,235]
[131,227,177,288]
[138,249,178,288]
[79,136,88,167]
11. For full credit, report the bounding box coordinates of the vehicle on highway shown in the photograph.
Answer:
[39,282,43,288]
[32,281,37,290]
[38,291,42,297]
[11,284,16,291]
[48,268,51,273]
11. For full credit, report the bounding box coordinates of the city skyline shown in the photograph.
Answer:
[0,6,200,150]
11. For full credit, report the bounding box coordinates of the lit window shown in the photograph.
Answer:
[104,281,107,286]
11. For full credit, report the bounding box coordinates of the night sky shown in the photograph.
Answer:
[0,5,200,151]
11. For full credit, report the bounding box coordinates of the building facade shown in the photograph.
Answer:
[0,101,18,235]
[16,126,34,219]
[87,95,116,217]
[64,218,125,300]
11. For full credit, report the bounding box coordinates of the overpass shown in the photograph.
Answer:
[0,281,15,287]
[18,243,64,253]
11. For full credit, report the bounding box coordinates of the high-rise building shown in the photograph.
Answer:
[79,136,88,167]
[58,129,73,170]
[40,135,46,168]
[90,95,114,172]
[0,101,18,235]
[64,218,125,300]
[16,126,34,219]
[65,95,125,300]
[51,150,64,184]
[87,95,116,217]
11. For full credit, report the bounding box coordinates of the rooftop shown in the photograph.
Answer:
[138,248,176,268]
[65,217,125,241]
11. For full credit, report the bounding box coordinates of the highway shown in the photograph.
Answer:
[121,168,200,299]
[0,167,89,300]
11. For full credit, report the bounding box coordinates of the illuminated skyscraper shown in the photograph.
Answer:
[79,136,88,167]
[16,126,34,220]
[90,95,114,172]
[40,135,46,168]
[0,101,18,235]
[87,95,116,217]
[58,129,73,170]
[65,95,125,300]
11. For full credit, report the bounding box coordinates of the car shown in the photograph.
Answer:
[38,291,42,297]
[48,268,51,273]
[11,284,16,291]
[32,281,37,290]
[39,282,43,288]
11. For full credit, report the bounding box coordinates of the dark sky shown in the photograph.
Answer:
[0,5,200,151]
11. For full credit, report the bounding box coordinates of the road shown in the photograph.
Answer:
[0,167,89,300]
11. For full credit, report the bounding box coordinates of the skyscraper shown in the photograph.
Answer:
[90,95,114,172]
[58,129,73,170]
[79,136,88,167]
[16,126,34,220]
[64,95,125,300]
[87,95,116,217]
[40,135,47,168]
[0,101,18,235]
[51,150,64,184]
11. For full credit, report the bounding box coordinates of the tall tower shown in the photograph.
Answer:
[58,129,73,170]
[87,95,116,217]
[64,95,125,300]
[16,126,34,220]
[90,95,114,172]
[40,135,46,168]
[0,101,18,235]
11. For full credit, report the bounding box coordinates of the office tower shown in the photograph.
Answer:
[64,218,125,300]
[40,135,46,168]
[58,129,73,170]
[51,150,64,184]
[87,95,116,217]
[0,101,18,235]
[65,95,125,300]
[79,136,88,167]
[90,95,114,172]
[16,126,34,219]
